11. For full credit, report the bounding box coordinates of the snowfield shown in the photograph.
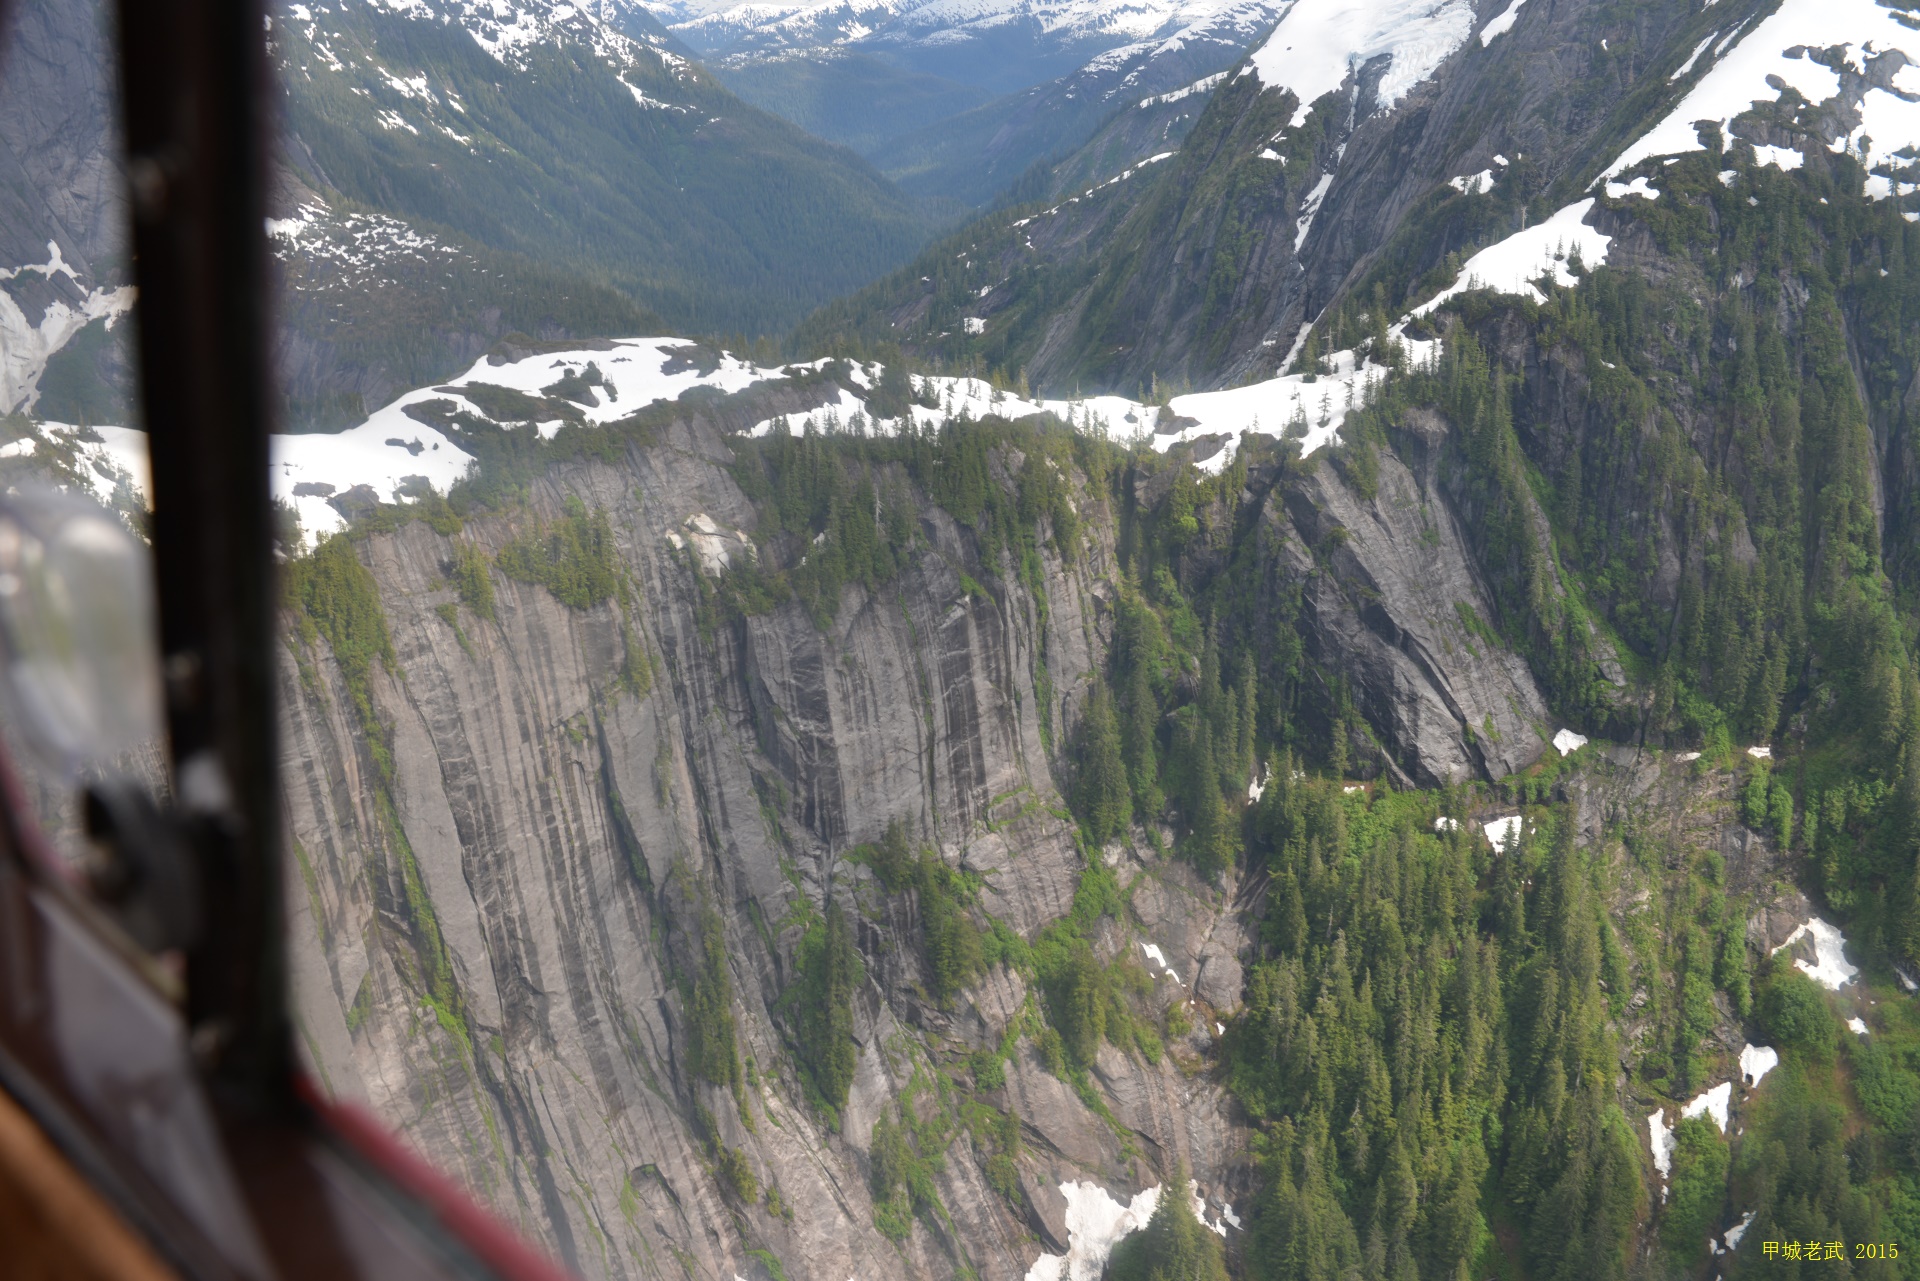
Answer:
[1482,815,1523,850]
[17,330,1446,539]
[1244,0,1476,127]
[1740,1043,1779,1087]
[276,337,794,534]
[749,333,1436,478]
[0,299,1465,546]
[1413,199,1612,315]
[1602,0,1920,195]
[1476,0,1526,46]
[1770,916,1859,990]
[1682,1082,1732,1134]
[1648,1108,1674,1185]
[1396,0,1920,335]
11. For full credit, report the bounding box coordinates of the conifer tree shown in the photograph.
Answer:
[1123,653,1164,817]
[1187,728,1235,880]
[1249,1117,1362,1281]
[686,897,740,1090]
[1075,681,1133,844]
[918,857,984,1005]
[792,899,861,1109]
[1235,656,1257,790]
[1046,941,1106,1066]
[1106,1164,1229,1281]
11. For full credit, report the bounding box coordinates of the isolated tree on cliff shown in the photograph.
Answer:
[791,898,861,1111]
[1187,727,1237,881]
[1075,681,1132,844]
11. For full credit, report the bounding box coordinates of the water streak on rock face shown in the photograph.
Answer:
[282,414,1266,1279]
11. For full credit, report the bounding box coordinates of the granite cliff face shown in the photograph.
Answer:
[280,408,1262,1281]
[272,351,1842,1279]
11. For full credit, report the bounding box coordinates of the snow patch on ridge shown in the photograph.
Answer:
[1294,172,1334,250]
[1649,1109,1674,1195]
[1023,1182,1160,1281]
[1412,199,1611,315]
[1483,815,1523,850]
[276,337,785,535]
[257,316,1444,544]
[1604,176,1659,200]
[1601,0,1920,197]
[750,335,1436,479]
[1246,0,1476,128]
[24,423,151,512]
[1672,33,1713,80]
[1024,1179,1231,1280]
[1477,0,1526,45]
[1141,70,1226,108]
[1140,943,1183,984]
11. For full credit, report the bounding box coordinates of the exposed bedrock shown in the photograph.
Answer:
[280,409,1567,1279]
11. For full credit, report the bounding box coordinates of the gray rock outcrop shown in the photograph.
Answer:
[283,413,1266,1280]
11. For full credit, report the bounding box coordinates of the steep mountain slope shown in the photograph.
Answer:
[800,0,1764,390]
[268,189,666,430]
[47,6,1920,1244]
[867,0,1281,206]
[232,270,1905,1280]
[273,0,932,338]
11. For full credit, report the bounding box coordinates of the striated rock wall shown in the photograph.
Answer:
[281,414,1261,1280]
[278,400,1813,1279]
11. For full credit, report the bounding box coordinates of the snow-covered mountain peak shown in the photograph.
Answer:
[660,0,1266,58]
[272,0,706,159]
[278,0,685,73]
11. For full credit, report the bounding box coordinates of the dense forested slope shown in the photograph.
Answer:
[259,316,1916,1279]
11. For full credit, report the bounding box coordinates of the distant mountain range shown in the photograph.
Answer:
[802,0,1920,397]
[1,0,1272,429]
[271,0,931,331]
[0,0,941,429]
[660,0,1283,203]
